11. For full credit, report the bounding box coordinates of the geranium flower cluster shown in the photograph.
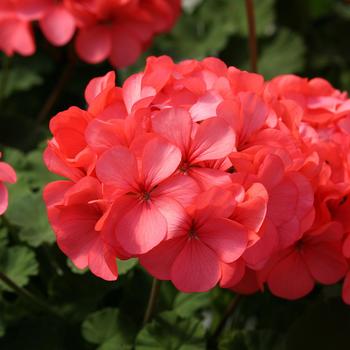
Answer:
[0,0,180,67]
[43,56,350,304]
[0,154,16,215]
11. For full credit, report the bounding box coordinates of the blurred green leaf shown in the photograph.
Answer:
[0,246,38,291]
[0,68,42,98]
[259,29,305,78]
[155,0,275,60]
[174,292,211,318]
[82,308,134,349]
[117,258,138,276]
[135,311,206,350]
[82,308,120,344]
[6,192,54,247]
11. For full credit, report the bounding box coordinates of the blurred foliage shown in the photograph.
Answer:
[1,0,350,349]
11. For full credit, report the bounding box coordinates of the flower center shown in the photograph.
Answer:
[188,222,198,239]
[179,162,191,173]
[139,191,151,201]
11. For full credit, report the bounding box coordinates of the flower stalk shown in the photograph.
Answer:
[0,270,60,318]
[143,278,161,325]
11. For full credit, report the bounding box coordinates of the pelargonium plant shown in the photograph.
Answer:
[42,55,350,305]
[0,0,181,67]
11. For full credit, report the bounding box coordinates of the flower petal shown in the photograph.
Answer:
[116,199,167,255]
[39,5,75,46]
[153,174,200,208]
[75,25,111,64]
[96,146,138,195]
[142,138,182,189]
[140,237,186,280]
[0,162,16,183]
[303,243,347,284]
[171,239,221,292]
[220,259,246,288]
[199,218,247,263]
[88,239,118,281]
[0,183,8,215]
[267,251,314,300]
[152,108,192,154]
[190,117,236,163]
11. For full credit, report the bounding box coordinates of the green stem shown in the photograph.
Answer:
[212,294,241,340]
[36,54,77,124]
[143,278,161,325]
[245,0,258,72]
[0,270,60,318]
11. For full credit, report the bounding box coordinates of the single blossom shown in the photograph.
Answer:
[140,188,248,292]
[44,176,119,280]
[96,137,199,255]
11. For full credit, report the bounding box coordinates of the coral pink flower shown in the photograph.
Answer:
[217,92,270,150]
[151,107,236,189]
[266,74,349,126]
[0,0,36,56]
[266,222,347,300]
[44,107,96,181]
[43,55,350,303]
[44,176,119,280]
[231,150,314,266]
[68,0,181,67]
[96,137,199,255]
[140,188,248,292]
[39,0,75,46]
[0,155,16,215]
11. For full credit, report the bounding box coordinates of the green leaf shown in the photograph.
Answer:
[259,29,305,79]
[82,308,133,348]
[98,335,133,350]
[174,292,211,318]
[154,0,275,60]
[0,246,39,291]
[117,258,138,275]
[6,192,55,247]
[135,311,206,350]
[0,67,42,98]
[82,308,120,345]
[286,299,350,350]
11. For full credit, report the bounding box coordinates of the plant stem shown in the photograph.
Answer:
[143,278,161,325]
[0,270,60,318]
[213,294,241,340]
[36,54,77,124]
[245,0,258,72]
